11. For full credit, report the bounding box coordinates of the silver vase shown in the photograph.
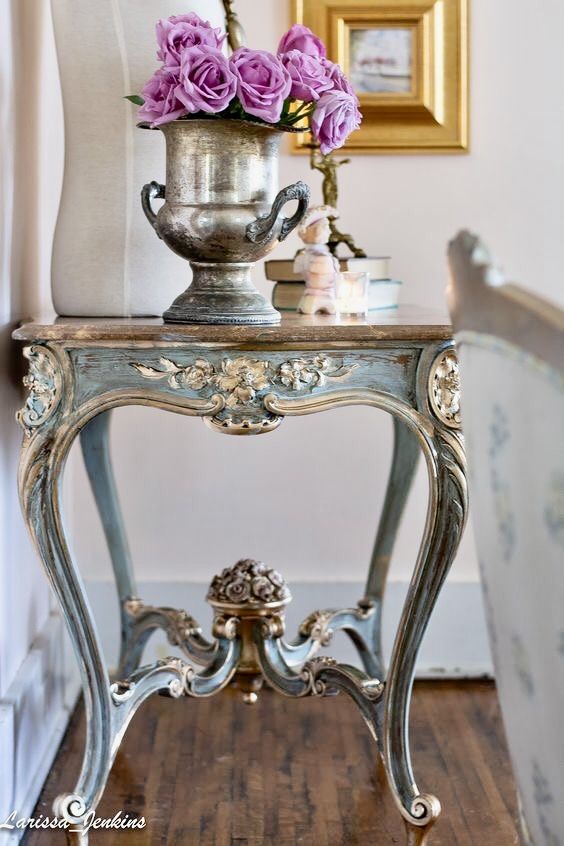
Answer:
[141,118,310,325]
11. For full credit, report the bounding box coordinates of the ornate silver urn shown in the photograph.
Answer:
[141,118,310,325]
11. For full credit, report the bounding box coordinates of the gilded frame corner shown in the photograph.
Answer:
[292,0,469,154]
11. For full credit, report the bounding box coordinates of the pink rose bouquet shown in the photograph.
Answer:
[127,15,361,153]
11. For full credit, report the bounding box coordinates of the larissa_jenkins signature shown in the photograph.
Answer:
[0,810,147,833]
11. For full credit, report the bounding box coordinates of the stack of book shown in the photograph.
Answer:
[266,256,402,311]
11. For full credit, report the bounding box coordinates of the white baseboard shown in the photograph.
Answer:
[0,613,80,846]
[86,579,493,678]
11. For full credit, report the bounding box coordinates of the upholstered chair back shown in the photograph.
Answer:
[448,230,564,845]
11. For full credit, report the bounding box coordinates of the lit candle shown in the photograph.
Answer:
[336,271,370,317]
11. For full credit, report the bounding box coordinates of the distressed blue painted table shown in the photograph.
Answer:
[14,308,466,845]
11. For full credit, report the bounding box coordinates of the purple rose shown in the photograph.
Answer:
[280,50,332,102]
[156,13,225,68]
[176,46,236,114]
[229,48,291,123]
[320,58,357,99]
[311,90,362,154]
[277,24,326,59]
[138,67,186,127]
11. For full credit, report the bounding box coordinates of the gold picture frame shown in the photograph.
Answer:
[293,0,468,153]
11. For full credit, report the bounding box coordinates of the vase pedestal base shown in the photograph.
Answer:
[163,261,281,326]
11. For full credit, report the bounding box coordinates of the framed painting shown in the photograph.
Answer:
[293,0,469,153]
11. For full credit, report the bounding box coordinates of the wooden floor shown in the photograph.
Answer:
[26,681,520,846]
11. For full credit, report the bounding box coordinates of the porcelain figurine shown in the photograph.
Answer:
[295,206,340,315]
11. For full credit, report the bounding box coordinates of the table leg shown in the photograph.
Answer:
[19,402,235,843]
[255,418,466,844]
[265,372,467,840]
[19,420,114,844]
[381,423,467,841]
[79,412,139,675]
[362,417,420,676]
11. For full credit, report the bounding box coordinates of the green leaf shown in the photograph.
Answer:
[124,94,144,106]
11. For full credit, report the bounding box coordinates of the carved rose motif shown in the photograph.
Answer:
[207,559,291,606]
[268,569,285,588]
[182,358,215,389]
[132,354,357,410]
[225,578,251,603]
[278,358,318,390]
[277,354,355,390]
[429,350,461,428]
[213,358,271,408]
[251,576,276,601]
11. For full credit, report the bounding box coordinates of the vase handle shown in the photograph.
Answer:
[141,181,166,237]
[246,180,310,245]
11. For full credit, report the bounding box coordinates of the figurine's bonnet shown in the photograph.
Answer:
[297,205,338,239]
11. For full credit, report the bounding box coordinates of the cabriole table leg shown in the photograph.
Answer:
[379,344,467,842]
[79,411,139,677]
[381,417,467,841]
[17,348,114,843]
[363,416,420,677]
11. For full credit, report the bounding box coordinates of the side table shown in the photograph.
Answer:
[14,309,467,845]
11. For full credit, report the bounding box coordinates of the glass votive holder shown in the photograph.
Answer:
[335,271,370,317]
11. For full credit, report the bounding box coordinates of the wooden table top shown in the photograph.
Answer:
[14,306,452,344]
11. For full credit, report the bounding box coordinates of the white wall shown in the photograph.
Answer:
[0,0,48,703]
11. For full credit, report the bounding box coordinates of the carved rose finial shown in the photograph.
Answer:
[207,559,291,606]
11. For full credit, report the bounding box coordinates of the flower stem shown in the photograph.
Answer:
[285,105,315,126]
